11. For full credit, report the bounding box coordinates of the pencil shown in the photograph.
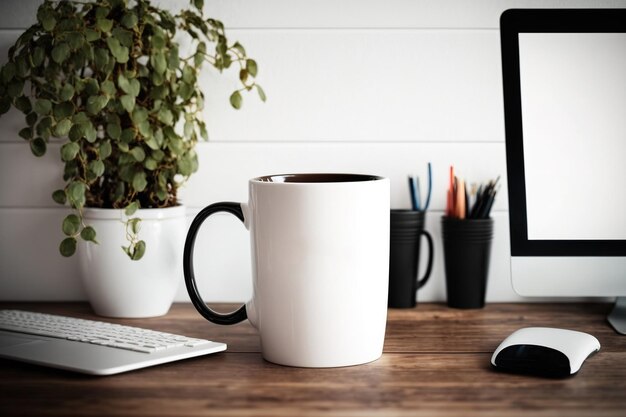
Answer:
[456,179,466,219]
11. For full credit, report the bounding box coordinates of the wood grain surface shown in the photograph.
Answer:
[0,302,624,417]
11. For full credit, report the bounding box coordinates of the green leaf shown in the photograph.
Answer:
[59,237,77,257]
[51,43,71,64]
[132,171,147,192]
[151,35,165,50]
[80,226,97,243]
[84,122,97,143]
[101,80,116,97]
[106,122,121,139]
[193,0,204,10]
[59,84,75,101]
[96,6,110,19]
[239,69,248,84]
[118,129,133,144]
[152,149,165,161]
[18,127,32,140]
[128,79,140,96]
[85,29,100,42]
[144,157,158,170]
[112,28,133,48]
[257,85,267,102]
[96,18,113,33]
[106,37,129,63]
[37,118,52,136]
[154,128,164,147]
[246,59,258,77]
[125,201,140,216]
[7,79,24,98]
[66,33,84,50]
[86,95,108,115]
[34,99,52,115]
[30,137,46,157]
[131,240,146,260]
[232,42,246,56]
[38,9,56,32]
[151,72,164,88]
[53,102,74,119]
[26,112,38,126]
[178,156,193,176]
[132,107,148,123]
[32,46,45,67]
[89,160,105,177]
[128,218,141,234]
[119,95,135,113]
[182,65,195,84]
[157,107,174,125]
[199,123,208,140]
[121,12,138,29]
[113,182,125,203]
[14,96,31,114]
[94,48,109,68]
[115,47,129,63]
[72,112,89,124]
[184,121,194,138]
[137,120,151,137]
[68,181,86,208]
[84,79,100,96]
[130,146,146,162]
[156,189,168,202]
[54,119,72,137]
[168,46,180,70]
[1,62,16,83]
[61,142,80,161]
[62,214,80,236]
[52,189,66,205]
[145,137,159,150]
[178,82,193,101]
[99,140,112,159]
[68,123,84,142]
[118,74,140,97]
[117,74,129,91]
[151,51,167,74]
[229,91,242,109]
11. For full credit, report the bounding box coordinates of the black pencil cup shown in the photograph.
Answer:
[441,217,493,309]
[388,210,434,308]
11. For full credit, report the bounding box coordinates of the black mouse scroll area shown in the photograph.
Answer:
[493,345,571,378]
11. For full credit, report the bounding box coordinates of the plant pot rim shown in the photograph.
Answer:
[82,205,186,220]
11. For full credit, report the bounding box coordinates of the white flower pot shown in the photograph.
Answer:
[78,205,186,318]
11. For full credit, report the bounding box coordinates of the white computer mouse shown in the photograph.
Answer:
[491,327,600,377]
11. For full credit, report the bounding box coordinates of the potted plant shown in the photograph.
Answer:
[0,0,264,317]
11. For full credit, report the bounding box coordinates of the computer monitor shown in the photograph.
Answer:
[500,9,626,334]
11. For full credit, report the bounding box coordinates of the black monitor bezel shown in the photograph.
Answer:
[501,8,626,256]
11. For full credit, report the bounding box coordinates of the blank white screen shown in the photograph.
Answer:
[519,33,626,240]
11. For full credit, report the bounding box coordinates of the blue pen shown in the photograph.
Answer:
[415,176,422,211]
[423,162,432,211]
[408,176,418,210]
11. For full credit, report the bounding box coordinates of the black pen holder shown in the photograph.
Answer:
[441,217,493,309]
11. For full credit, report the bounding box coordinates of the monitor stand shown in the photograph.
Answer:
[608,297,626,335]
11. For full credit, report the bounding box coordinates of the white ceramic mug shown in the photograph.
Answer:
[183,173,390,367]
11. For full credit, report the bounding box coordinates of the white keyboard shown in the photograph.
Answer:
[0,309,227,375]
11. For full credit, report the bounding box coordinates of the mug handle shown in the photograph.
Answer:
[415,229,434,290]
[183,202,248,325]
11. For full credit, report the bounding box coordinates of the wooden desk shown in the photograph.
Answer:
[0,303,624,417]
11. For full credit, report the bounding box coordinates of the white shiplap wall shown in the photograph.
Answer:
[0,0,623,302]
